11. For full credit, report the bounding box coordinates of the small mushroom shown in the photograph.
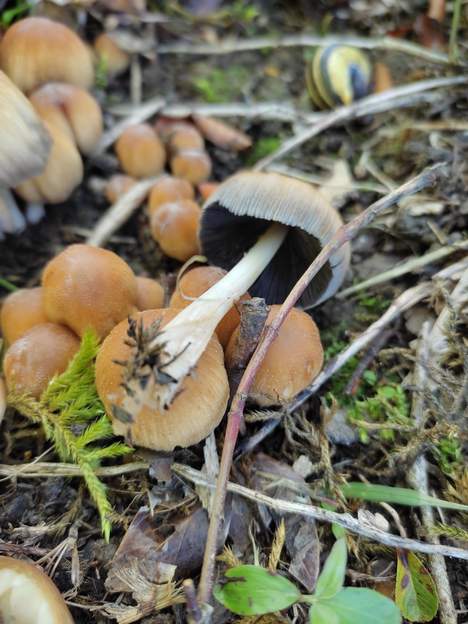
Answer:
[147,175,194,217]
[135,276,165,310]
[115,123,166,178]
[149,199,201,262]
[1,287,48,345]
[42,244,138,339]
[306,44,372,109]
[29,83,103,155]
[166,122,205,153]
[4,322,80,398]
[94,32,130,77]
[170,266,249,347]
[170,149,212,185]
[0,17,94,93]
[104,174,137,203]
[0,555,74,623]
[95,308,229,451]
[226,305,323,406]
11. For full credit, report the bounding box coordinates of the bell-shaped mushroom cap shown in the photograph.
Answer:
[147,176,194,217]
[0,70,51,187]
[150,200,201,262]
[1,287,48,345]
[226,305,323,406]
[170,149,212,185]
[135,276,165,310]
[95,309,229,451]
[30,83,103,155]
[115,123,166,178]
[200,171,350,308]
[42,244,138,339]
[0,555,74,623]
[3,322,80,399]
[0,17,94,93]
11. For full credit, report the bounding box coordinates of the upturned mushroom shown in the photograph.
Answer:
[1,287,48,345]
[0,17,94,93]
[0,556,74,623]
[95,309,229,451]
[225,305,323,406]
[122,170,349,413]
[42,244,138,339]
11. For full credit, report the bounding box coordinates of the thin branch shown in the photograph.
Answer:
[173,463,468,561]
[157,33,461,66]
[197,163,448,605]
[0,461,149,479]
[254,76,468,170]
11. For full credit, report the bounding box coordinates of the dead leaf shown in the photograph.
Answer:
[192,115,252,152]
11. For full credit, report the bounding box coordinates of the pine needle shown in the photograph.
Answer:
[7,330,132,540]
[268,520,285,572]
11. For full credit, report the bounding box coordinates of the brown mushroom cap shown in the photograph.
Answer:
[3,322,80,399]
[170,149,212,185]
[225,305,323,406]
[200,171,351,308]
[30,83,103,155]
[0,555,74,623]
[94,32,130,77]
[147,176,194,217]
[0,17,94,93]
[169,266,249,347]
[115,123,166,178]
[1,287,48,345]
[150,200,201,262]
[167,123,205,153]
[104,174,136,203]
[0,70,51,187]
[135,276,165,310]
[95,308,229,450]
[15,119,83,204]
[42,244,138,339]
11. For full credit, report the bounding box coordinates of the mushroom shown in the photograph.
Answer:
[135,276,165,310]
[147,176,194,217]
[0,70,51,237]
[170,149,212,185]
[122,170,348,413]
[170,266,249,347]
[306,44,372,109]
[95,309,229,451]
[0,555,74,623]
[29,83,103,155]
[157,119,212,184]
[41,244,138,339]
[165,122,205,153]
[115,123,166,178]
[104,174,137,203]
[149,199,201,262]
[3,322,80,398]
[1,287,48,345]
[94,32,130,77]
[0,17,94,93]
[225,305,323,406]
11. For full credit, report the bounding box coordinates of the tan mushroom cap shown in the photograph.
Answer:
[0,70,51,187]
[167,123,205,153]
[94,33,130,77]
[147,176,194,217]
[1,287,48,345]
[104,174,136,203]
[226,305,323,406]
[170,149,212,185]
[15,119,83,204]
[3,322,80,399]
[150,200,201,262]
[135,276,165,310]
[115,123,166,178]
[42,244,138,339]
[95,308,229,451]
[0,555,74,623]
[0,17,94,93]
[30,83,103,155]
[170,266,249,347]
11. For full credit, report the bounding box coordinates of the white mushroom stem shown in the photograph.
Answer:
[127,222,287,413]
[25,202,46,225]
[0,186,26,239]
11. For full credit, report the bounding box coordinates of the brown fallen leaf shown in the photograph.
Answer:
[192,115,252,152]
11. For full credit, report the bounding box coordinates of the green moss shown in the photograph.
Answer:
[192,66,250,103]
[245,137,282,166]
[1,1,30,27]
[433,435,462,476]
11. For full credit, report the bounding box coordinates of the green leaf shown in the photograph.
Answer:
[314,538,347,599]
[395,551,438,622]
[310,588,401,624]
[341,483,468,512]
[213,565,301,615]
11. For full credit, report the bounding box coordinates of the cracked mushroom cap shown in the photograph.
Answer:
[0,70,51,187]
[30,83,103,155]
[0,555,74,624]
[42,244,138,339]
[200,171,350,308]
[1,287,48,345]
[0,17,94,93]
[226,305,323,406]
[95,309,229,451]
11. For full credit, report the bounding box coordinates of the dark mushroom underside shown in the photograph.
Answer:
[199,203,335,308]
